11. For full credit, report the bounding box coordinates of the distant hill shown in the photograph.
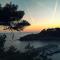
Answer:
[19,28,60,41]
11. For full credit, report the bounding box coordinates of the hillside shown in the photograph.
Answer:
[19,28,60,41]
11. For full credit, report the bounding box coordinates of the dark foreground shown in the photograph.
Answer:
[0,34,60,60]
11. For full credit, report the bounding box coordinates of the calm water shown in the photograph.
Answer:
[1,32,60,60]
[3,32,60,51]
[4,32,46,51]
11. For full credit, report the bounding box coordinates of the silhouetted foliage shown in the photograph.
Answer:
[0,34,6,59]
[0,2,24,22]
[0,34,6,49]
[0,2,30,31]
[0,2,60,60]
[25,43,34,50]
[21,44,37,60]
[0,35,59,60]
[7,20,30,31]
[21,44,60,60]
[0,2,31,59]
[4,46,21,60]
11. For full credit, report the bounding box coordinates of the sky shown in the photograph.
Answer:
[0,0,60,32]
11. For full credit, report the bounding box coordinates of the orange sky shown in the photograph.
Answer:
[0,18,60,32]
[23,25,45,32]
[23,25,60,32]
[23,15,60,32]
[0,0,60,32]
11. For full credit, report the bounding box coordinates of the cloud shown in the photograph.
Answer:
[0,0,11,6]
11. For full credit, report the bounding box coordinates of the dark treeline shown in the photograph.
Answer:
[0,2,60,60]
[0,34,60,60]
[20,28,60,41]
[0,34,51,60]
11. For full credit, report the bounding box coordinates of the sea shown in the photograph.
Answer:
[0,32,60,60]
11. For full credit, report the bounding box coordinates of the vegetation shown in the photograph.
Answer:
[20,28,60,41]
[0,2,60,60]
[0,34,60,60]
[0,2,30,31]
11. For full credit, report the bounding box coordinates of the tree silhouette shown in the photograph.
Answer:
[0,2,31,60]
[0,2,30,41]
[0,2,30,31]
[5,46,21,60]
[25,43,34,51]
[6,20,30,31]
[0,34,6,59]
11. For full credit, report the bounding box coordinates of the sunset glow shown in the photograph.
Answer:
[0,0,60,32]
